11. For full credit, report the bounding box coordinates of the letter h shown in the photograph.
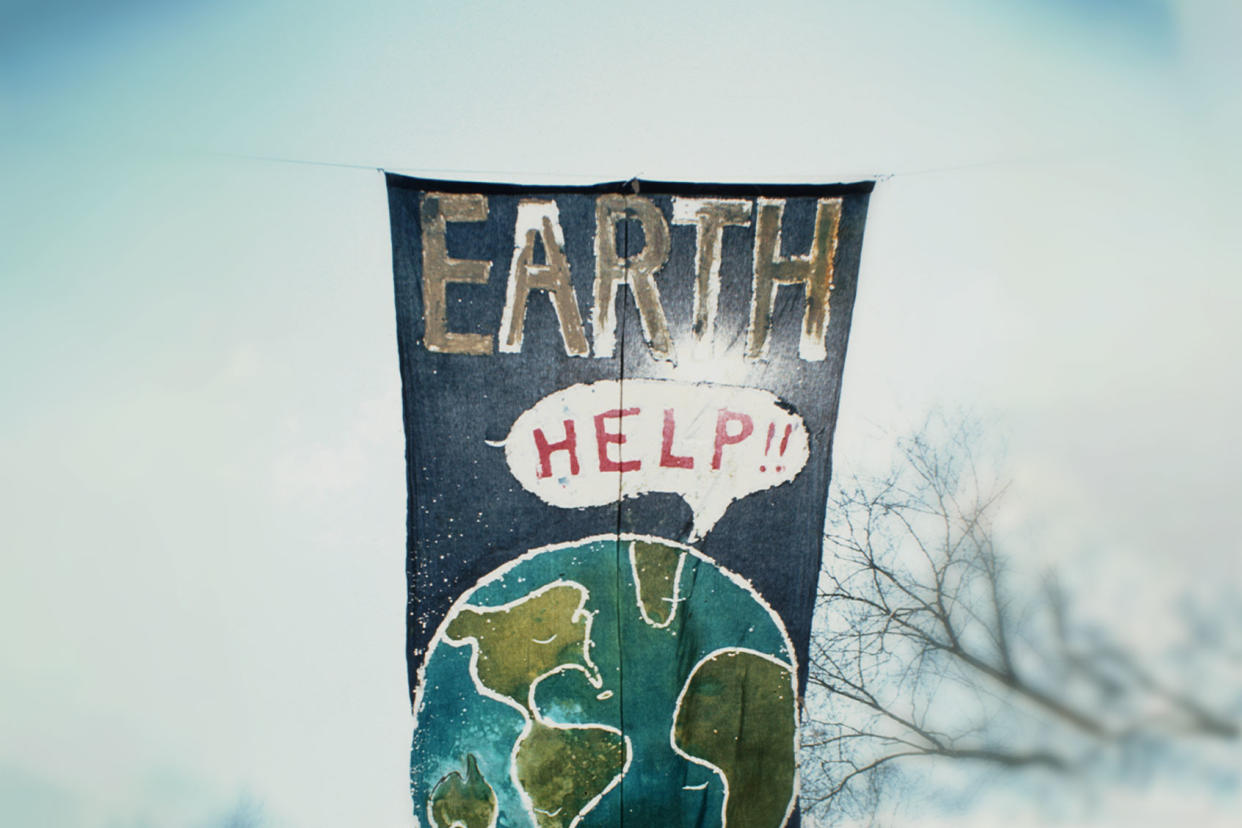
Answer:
[533,420,580,478]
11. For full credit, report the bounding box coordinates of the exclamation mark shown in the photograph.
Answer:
[776,423,792,472]
[760,422,776,472]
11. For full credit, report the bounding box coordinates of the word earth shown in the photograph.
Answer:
[419,192,844,361]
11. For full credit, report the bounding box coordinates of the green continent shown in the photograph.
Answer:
[444,580,628,826]
[631,540,683,626]
[444,583,599,706]
[429,754,497,828]
[515,723,626,828]
[674,650,796,828]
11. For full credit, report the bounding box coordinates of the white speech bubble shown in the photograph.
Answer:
[498,379,809,540]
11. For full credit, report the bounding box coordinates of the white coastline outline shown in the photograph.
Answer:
[628,540,687,629]
[412,533,800,828]
[670,646,800,828]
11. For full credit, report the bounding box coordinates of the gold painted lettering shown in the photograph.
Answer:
[592,195,673,361]
[746,198,841,361]
[499,200,589,356]
[420,193,493,355]
[672,197,752,355]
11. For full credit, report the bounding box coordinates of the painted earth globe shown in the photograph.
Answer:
[412,534,798,828]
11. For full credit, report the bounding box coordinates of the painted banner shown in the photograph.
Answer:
[386,175,872,828]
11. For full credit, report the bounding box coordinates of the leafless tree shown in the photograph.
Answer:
[802,414,1240,823]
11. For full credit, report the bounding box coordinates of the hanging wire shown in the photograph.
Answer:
[203,144,1106,186]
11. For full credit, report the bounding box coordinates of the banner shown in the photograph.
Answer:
[387,175,872,828]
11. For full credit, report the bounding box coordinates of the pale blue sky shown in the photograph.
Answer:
[2,1,1240,825]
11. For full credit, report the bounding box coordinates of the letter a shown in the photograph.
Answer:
[499,200,590,356]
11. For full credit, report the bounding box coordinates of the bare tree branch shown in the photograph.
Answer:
[803,413,1240,824]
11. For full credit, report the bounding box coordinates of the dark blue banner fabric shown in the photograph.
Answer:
[387,175,871,828]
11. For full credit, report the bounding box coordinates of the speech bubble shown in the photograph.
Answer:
[497,379,809,540]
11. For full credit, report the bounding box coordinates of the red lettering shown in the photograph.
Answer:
[595,408,641,472]
[659,408,694,469]
[533,419,579,478]
[711,409,754,469]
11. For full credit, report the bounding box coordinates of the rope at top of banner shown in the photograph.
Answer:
[207,145,1109,184]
